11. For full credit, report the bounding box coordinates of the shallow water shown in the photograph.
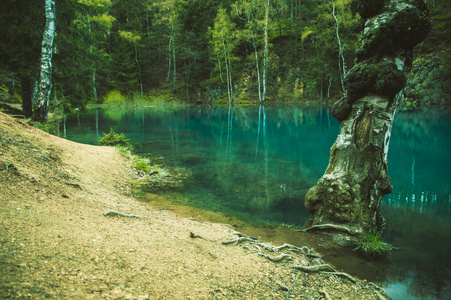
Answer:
[61,105,451,299]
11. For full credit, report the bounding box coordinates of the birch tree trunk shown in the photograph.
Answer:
[172,23,177,94]
[262,0,270,102]
[135,45,143,97]
[167,35,173,83]
[332,2,347,95]
[223,38,232,104]
[304,0,430,239]
[34,0,56,123]
[92,69,97,102]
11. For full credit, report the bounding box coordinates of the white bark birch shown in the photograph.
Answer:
[222,38,232,104]
[167,35,173,83]
[332,2,347,95]
[92,69,97,102]
[172,23,177,94]
[262,0,270,102]
[135,45,143,97]
[34,0,56,122]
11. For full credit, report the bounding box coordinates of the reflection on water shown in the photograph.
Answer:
[380,111,451,300]
[61,105,451,300]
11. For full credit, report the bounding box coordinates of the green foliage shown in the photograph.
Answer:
[134,158,152,173]
[98,128,133,150]
[2,0,445,107]
[354,231,393,256]
[103,90,127,107]
[118,30,142,45]
[102,90,188,112]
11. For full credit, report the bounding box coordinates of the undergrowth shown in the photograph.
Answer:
[99,128,133,150]
[102,90,189,112]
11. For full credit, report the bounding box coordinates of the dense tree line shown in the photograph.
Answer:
[0,0,449,117]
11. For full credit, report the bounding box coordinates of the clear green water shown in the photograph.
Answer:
[61,105,451,299]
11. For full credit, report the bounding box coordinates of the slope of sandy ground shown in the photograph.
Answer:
[0,112,389,299]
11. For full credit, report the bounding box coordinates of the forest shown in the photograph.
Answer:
[0,0,450,121]
[1,1,450,299]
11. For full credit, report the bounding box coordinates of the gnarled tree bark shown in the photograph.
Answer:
[34,0,56,123]
[304,0,430,237]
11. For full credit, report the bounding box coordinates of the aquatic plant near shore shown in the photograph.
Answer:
[134,158,152,173]
[354,230,392,256]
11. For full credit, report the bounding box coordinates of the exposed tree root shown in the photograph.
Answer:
[327,272,357,283]
[103,210,142,218]
[231,230,257,240]
[319,289,332,300]
[291,264,335,273]
[222,236,257,245]
[221,230,386,298]
[276,280,290,291]
[303,224,360,235]
[257,253,293,262]
[189,232,203,239]
[375,290,389,300]
[272,243,322,258]
[223,231,320,257]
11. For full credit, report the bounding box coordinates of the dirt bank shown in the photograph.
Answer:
[0,112,389,299]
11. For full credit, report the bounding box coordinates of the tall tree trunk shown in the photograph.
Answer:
[332,2,347,95]
[146,11,151,44]
[262,0,270,102]
[294,2,298,58]
[53,83,57,112]
[304,0,430,239]
[34,0,55,123]
[172,23,176,94]
[227,51,234,102]
[9,72,15,97]
[21,76,32,118]
[222,38,233,104]
[167,35,173,83]
[217,55,224,83]
[250,28,262,103]
[253,40,262,103]
[92,69,97,102]
[275,0,281,37]
[135,45,143,97]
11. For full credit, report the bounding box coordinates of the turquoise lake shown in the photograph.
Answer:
[60,105,451,299]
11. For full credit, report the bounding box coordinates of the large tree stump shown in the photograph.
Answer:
[304,0,430,237]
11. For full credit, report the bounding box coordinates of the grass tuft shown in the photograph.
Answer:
[354,230,393,256]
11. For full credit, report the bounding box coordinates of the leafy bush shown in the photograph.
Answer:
[99,128,133,150]
[103,90,127,107]
[354,230,392,256]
